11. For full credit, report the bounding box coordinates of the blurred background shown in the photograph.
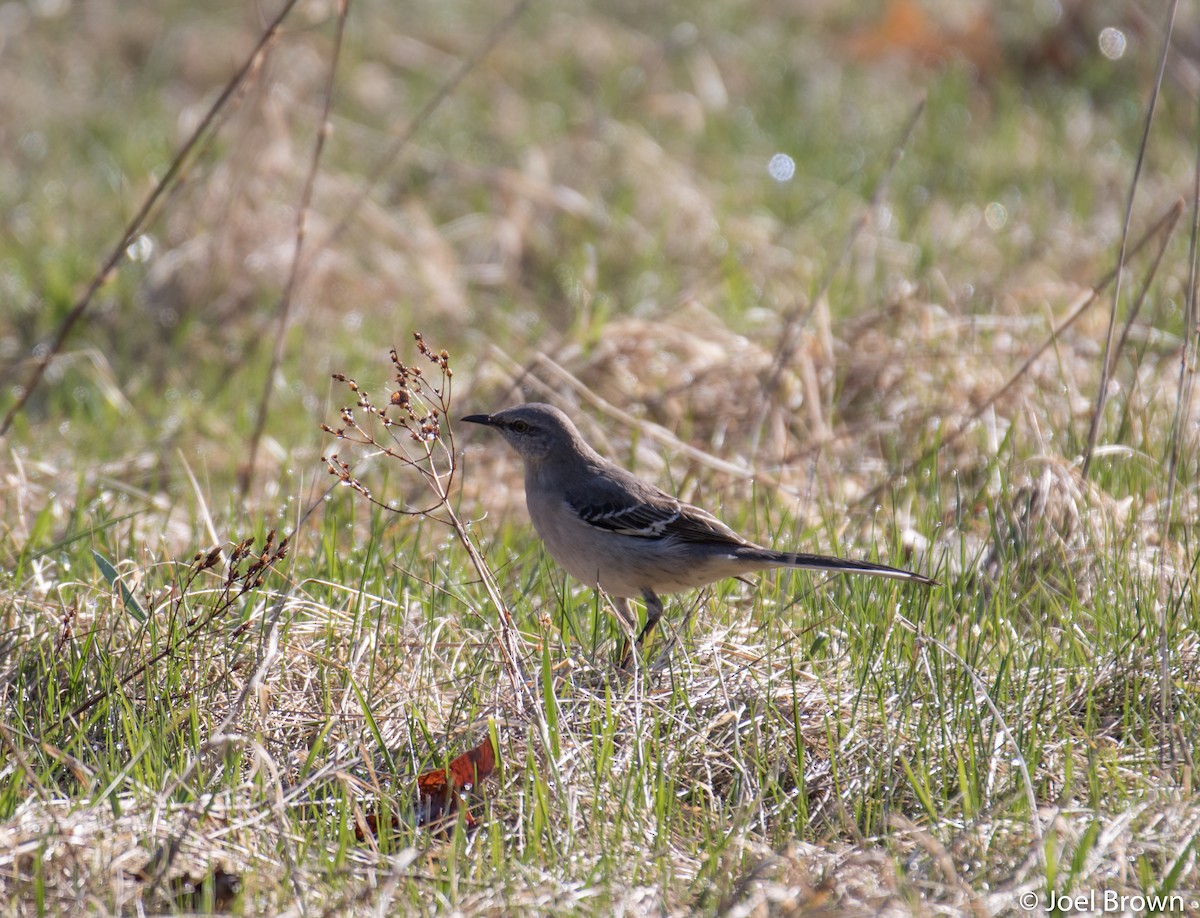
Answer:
[3,0,1190,536]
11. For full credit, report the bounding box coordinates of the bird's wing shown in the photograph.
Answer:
[567,489,681,538]
[668,502,752,545]
[564,470,749,546]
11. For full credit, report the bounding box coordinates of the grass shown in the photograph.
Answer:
[2,0,1199,913]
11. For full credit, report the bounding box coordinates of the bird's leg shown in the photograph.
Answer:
[634,589,664,650]
[612,596,636,669]
[613,591,664,670]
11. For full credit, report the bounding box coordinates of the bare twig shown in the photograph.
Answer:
[241,0,351,498]
[1112,199,1181,386]
[322,336,530,699]
[1081,0,1179,479]
[303,0,532,270]
[64,534,290,726]
[322,337,566,805]
[858,200,1182,508]
[0,0,303,437]
[1156,69,1200,770]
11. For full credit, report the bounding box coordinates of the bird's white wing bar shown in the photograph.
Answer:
[567,497,682,538]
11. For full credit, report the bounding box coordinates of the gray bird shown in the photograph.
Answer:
[462,402,936,663]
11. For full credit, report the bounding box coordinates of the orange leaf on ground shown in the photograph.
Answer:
[414,734,498,828]
[356,734,499,839]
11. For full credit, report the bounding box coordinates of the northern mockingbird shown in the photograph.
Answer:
[463,403,937,661]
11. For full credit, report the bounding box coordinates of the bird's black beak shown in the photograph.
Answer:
[460,413,495,427]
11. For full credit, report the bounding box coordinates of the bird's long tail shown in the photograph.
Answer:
[739,548,939,586]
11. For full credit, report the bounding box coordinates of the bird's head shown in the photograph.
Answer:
[461,402,585,464]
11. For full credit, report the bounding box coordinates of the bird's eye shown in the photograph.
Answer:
[511,419,531,433]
